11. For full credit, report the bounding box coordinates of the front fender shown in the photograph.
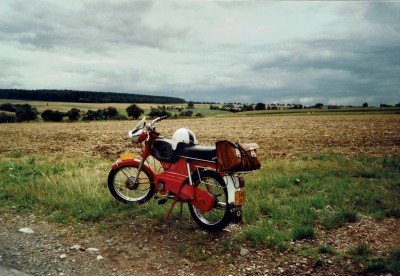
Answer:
[111,158,156,179]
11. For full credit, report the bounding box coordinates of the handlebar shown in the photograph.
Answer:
[144,116,167,142]
[151,115,168,124]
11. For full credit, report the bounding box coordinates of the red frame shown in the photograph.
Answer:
[113,130,219,213]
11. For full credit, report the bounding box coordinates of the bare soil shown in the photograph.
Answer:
[1,114,399,275]
[0,114,399,159]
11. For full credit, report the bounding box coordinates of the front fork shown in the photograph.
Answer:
[133,156,147,186]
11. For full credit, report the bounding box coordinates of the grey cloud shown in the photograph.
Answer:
[0,0,186,51]
[243,2,400,105]
[250,34,400,104]
[0,57,23,87]
[364,2,400,31]
[1,1,399,106]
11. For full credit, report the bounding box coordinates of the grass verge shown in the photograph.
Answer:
[242,154,399,248]
[0,152,399,273]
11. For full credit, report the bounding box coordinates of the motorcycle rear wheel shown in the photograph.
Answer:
[108,165,154,204]
[188,170,231,232]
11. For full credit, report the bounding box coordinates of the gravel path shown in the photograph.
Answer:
[1,211,399,275]
[0,212,217,275]
[0,265,31,276]
[0,214,116,276]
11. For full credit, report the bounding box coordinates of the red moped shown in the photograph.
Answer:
[108,116,257,231]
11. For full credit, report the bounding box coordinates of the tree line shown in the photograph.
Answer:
[210,102,266,112]
[0,103,203,123]
[0,103,146,123]
[0,102,207,123]
[0,89,185,104]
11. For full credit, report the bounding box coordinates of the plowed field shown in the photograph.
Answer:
[1,114,399,159]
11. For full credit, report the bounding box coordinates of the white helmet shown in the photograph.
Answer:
[171,128,198,150]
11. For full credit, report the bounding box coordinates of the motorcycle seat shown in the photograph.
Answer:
[176,145,216,162]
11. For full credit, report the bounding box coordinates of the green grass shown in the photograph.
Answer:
[242,154,400,250]
[346,243,400,274]
[1,152,398,228]
[0,152,195,226]
[0,152,399,273]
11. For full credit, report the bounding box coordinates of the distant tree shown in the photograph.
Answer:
[105,106,118,118]
[0,89,186,104]
[327,105,340,109]
[82,110,94,121]
[0,103,17,112]
[179,110,193,117]
[362,102,369,108]
[240,104,254,112]
[15,104,38,122]
[255,103,266,110]
[66,108,81,121]
[41,109,65,122]
[0,112,16,123]
[126,104,144,119]
[82,109,106,121]
[315,103,324,109]
[95,109,106,120]
[187,101,194,109]
[292,104,303,109]
[223,103,235,108]
[148,108,170,118]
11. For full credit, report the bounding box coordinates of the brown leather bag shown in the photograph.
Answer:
[216,140,261,172]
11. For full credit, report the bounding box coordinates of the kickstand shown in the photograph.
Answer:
[164,197,185,224]
[164,197,178,222]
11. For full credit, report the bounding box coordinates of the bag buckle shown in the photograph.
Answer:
[235,148,241,158]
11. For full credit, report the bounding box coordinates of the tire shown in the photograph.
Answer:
[188,170,231,232]
[107,164,154,204]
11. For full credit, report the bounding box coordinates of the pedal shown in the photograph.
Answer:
[157,191,174,205]
[158,197,168,205]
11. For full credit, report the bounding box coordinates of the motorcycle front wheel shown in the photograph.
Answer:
[107,165,154,204]
[188,170,231,232]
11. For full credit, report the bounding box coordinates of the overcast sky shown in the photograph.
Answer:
[1,1,399,106]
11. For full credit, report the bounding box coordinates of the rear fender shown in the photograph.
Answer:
[224,175,244,223]
[111,159,156,179]
[224,175,242,204]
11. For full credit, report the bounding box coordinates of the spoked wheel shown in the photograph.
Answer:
[188,170,231,232]
[108,165,154,204]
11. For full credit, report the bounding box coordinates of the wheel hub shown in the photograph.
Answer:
[125,176,139,190]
